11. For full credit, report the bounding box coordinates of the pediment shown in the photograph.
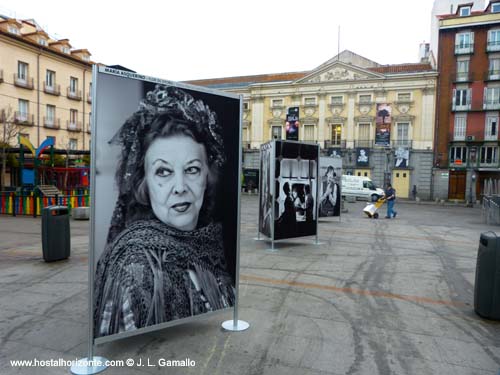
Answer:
[295,62,384,84]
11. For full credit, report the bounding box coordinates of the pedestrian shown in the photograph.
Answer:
[385,183,397,219]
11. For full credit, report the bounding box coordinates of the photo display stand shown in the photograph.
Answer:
[72,66,248,373]
[257,140,320,250]
[318,155,343,227]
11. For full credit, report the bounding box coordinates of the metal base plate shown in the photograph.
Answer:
[70,357,108,375]
[221,319,250,332]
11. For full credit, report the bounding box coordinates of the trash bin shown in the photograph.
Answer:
[474,232,500,320]
[42,206,70,262]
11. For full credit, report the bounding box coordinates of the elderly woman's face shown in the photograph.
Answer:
[145,135,208,231]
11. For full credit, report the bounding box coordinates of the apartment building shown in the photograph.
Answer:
[187,50,437,199]
[0,15,92,154]
[434,1,500,201]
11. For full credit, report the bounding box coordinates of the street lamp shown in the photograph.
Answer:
[468,173,477,207]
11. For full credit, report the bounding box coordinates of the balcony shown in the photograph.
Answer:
[43,117,61,129]
[455,43,474,55]
[14,74,34,90]
[43,82,61,96]
[354,140,373,148]
[487,40,500,53]
[485,70,500,81]
[483,99,500,110]
[452,101,471,111]
[455,72,471,82]
[14,112,34,126]
[391,140,413,149]
[67,121,82,132]
[324,140,346,149]
[67,88,82,101]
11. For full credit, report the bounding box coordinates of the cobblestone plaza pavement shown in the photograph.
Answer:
[1,196,500,375]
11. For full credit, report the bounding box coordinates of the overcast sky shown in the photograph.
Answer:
[0,0,435,81]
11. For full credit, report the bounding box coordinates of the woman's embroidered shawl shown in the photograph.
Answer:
[94,219,235,337]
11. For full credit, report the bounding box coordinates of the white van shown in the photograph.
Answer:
[341,175,385,202]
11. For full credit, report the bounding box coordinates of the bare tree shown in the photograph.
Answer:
[1,106,18,191]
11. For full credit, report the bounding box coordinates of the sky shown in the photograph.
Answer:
[0,0,435,81]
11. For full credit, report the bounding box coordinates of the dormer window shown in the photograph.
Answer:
[492,3,500,12]
[8,25,19,35]
[459,6,471,16]
[82,55,89,62]
[39,38,47,46]
[62,46,70,54]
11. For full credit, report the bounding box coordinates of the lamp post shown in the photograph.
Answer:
[468,172,476,207]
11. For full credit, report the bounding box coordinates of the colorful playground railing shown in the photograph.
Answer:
[0,191,90,216]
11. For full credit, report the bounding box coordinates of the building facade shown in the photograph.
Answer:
[188,50,437,199]
[434,2,500,201]
[0,16,93,154]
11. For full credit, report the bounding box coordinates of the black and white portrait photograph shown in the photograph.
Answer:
[273,140,318,240]
[394,146,409,168]
[356,148,369,167]
[319,156,342,217]
[258,142,273,238]
[92,68,240,340]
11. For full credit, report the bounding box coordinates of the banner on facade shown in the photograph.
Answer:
[356,147,369,167]
[394,146,409,168]
[375,103,391,146]
[91,66,241,343]
[273,140,318,240]
[285,107,300,141]
[319,156,342,217]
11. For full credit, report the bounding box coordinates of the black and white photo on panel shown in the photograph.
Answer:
[92,71,240,339]
[319,156,342,217]
[273,141,318,240]
[258,141,273,238]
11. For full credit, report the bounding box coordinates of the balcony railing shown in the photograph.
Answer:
[67,121,82,132]
[324,140,346,149]
[67,88,82,101]
[14,112,34,125]
[483,99,500,110]
[354,140,373,148]
[455,72,470,82]
[486,70,500,80]
[43,82,61,96]
[452,101,471,111]
[43,117,61,129]
[487,40,500,52]
[14,74,34,90]
[391,140,413,149]
[455,43,474,55]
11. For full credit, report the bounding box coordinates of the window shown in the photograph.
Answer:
[397,93,411,102]
[459,6,471,16]
[331,124,342,145]
[62,46,70,54]
[271,99,283,107]
[304,97,316,106]
[331,96,343,104]
[18,99,28,117]
[17,61,28,81]
[242,127,250,144]
[489,58,500,79]
[69,139,78,150]
[455,32,474,53]
[272,126,282,140]
[70,109,78,128]
[359,94,371,103]
[480,146,498,164]
[46,105,55,123]
[46,70,55,88]
[396,123,410,144]
[39,38,47,46]
[453,88,471,109]
[486,115,498,139]
[493,3,500,12]
[8,25,19,34]
[70,77,78,93]
[243,102,249,110]
[454,115,467,140]
[484,87,500,109]
[488,29,500,51]
[303,125,315,141]
[450,146,467,164]
[457,60,469,81]
[358,123,370,140]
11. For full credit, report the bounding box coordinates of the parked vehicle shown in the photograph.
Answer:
[341,175,385,202]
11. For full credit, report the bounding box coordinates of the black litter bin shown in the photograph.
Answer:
[42,206,70,262]
[474,232,500,320]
